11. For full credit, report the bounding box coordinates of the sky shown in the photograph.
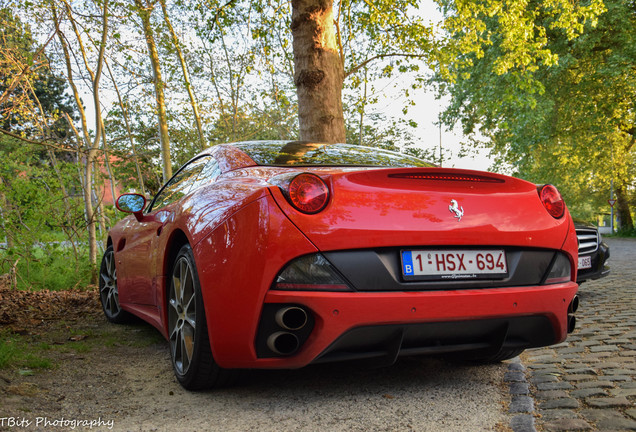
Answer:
[387,87,494,172]
[370,0,495,173]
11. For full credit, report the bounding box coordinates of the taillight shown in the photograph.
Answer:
[539,184,565,219]
[273,253,352,291]
[544,252,572,284]
[287,173,329,214]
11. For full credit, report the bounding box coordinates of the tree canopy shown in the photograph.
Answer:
[434,0,634,229]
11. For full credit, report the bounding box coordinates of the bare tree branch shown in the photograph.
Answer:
[0,128,81,152]
[345,53,427,79]
[0,28,58,107]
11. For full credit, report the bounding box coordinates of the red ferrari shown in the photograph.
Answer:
[100,141,579,390]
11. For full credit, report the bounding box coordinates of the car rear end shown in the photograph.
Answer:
[250,165,579,367]
[200,142,579,369]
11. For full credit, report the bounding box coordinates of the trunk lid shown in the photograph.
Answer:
[268,167,572,252]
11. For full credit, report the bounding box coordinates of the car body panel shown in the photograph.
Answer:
[271,168,574,253]
[115,215,163,306]
[193,196,319,363]
[253,282,578,369]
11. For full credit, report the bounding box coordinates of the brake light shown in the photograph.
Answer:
[539,184,565,219]
[287,173,329,214]
[388,173,504,183]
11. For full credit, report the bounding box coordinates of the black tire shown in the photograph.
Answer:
[99,245,132,324]
[168,244,237,390]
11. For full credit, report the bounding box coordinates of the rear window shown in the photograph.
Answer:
[233,141,434,168]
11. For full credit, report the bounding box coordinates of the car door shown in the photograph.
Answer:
[117,156,211,306]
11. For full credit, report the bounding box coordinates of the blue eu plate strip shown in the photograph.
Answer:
[402,251,414,276]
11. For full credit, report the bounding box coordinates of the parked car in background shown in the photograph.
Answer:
[100,141,580,390]
[575,220,610,283]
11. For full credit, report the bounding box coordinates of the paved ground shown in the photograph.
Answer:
[506,237,636,431]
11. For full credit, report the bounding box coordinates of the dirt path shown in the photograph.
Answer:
[1,287,510,432]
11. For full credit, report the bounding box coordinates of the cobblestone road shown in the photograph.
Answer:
[507,238,636,431]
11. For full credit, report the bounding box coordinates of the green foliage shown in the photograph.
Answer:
[0,246,94,291]
[0,8,75,137]
[0,7,91,291]
[0,137,93,291]
[434,0,606,80]
[615,227,636,237]
[435,0,634,223]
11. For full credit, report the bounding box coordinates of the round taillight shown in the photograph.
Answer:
[288,173,329,214]
[539,184,565,218]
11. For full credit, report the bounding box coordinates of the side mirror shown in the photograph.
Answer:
[116,193,147,221]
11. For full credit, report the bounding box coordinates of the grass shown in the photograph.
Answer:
[0,331,55,371]
[0,321,166,376]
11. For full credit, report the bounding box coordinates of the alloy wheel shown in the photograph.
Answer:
[169,256,197,376]
[100,248,120,318]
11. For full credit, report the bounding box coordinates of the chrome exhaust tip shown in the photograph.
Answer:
[567,314,576,333]
[266,332,300,356]
[275,306,308,331]
[568,296,579,314]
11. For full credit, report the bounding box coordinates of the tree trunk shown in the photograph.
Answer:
[135,0,172,182]
[83,150,98,281]
[615,183,633,232]
[614,130,635,232]
[359,68,367,146]
[159,0,206,151]
[291,0,345,143]
[99,115,118,217]
[52,0,110,282]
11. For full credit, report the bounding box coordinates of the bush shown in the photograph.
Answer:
[0,244,94,291]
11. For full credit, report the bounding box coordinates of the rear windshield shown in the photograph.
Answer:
[233,141,434,168]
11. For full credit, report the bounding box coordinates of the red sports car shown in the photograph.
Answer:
[100,141,579,390]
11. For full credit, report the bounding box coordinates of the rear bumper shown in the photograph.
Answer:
[311,316,554,366]
[216,282,578,368]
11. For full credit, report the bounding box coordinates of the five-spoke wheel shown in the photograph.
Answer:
[169,253,198,376]
[168,244,236,390]
[99,245,130,323]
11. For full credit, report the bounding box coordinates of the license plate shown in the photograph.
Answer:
[401,249,508,281]
[578,255,592,270]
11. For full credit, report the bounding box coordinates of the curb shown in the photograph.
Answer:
[505,356,537,432]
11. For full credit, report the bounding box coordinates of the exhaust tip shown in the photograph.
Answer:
[567,314,576,333]
[275,306,308,331]
[267,332,300,356]
[568,296,579,314]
